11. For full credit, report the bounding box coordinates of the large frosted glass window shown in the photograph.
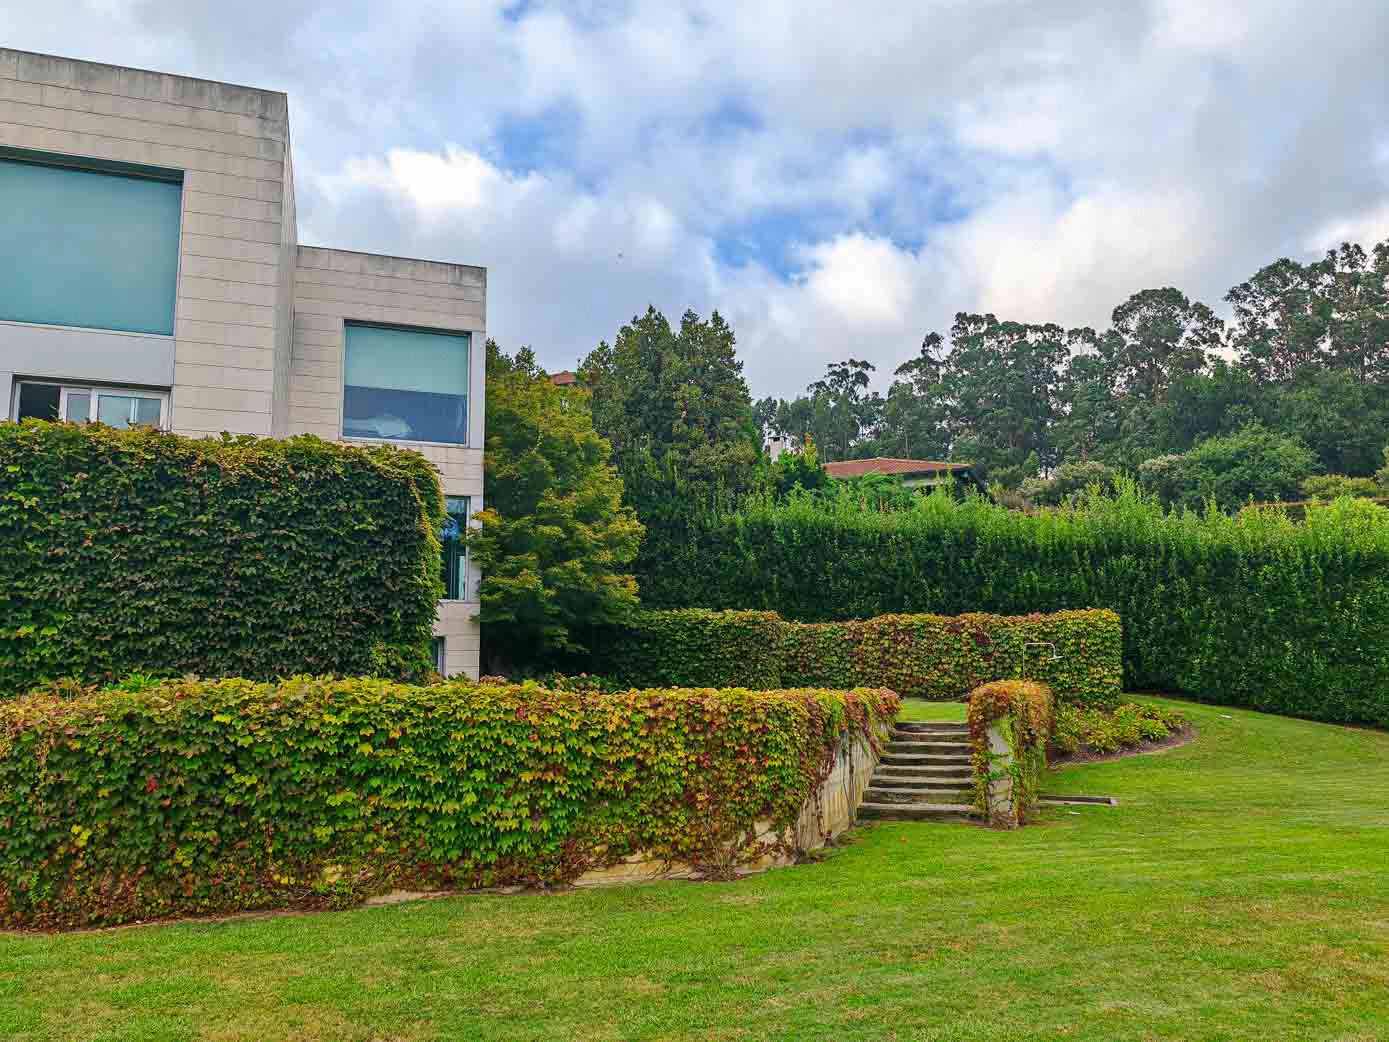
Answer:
[0,154,182,335]
[343,323,470,444]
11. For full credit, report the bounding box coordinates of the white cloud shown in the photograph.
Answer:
[3,0,1388,396]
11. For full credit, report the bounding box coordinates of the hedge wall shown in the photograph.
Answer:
[584,609,785,688]
[779,610,1120,707]
[0,423,445,691]
[0,677,898,928]
[634,489,1389,727]
[587,607,1121,706]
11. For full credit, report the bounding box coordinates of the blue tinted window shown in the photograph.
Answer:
[343,323,470,444]
[0,156,182,335]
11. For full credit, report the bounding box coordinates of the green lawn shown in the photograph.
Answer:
[896,698,967,722]
[2,697,1387,1042]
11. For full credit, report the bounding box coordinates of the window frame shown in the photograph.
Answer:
[339,320,473,449]
[440,495,475,602]
[11,379,169,428]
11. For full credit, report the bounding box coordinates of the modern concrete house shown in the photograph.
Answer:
[0,48,484,678]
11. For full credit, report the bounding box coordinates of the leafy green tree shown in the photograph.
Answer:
[808,358,881,461]
[1301,474,1380,500]
[1138,424,1318,512]
[941,313,1073,478]
[581,307,759,493]
[1021,460,1120,507]
[470,341,644,668]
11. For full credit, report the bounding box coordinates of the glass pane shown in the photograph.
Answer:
[0,158,181,335]
[344,324,469,444]
[440,496,470,600]
[97,394,136,428]
[65,392,90,423]
[133,396,161,426]
[16,383,60,421]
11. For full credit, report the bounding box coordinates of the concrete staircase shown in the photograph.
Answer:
[857,721,978,823]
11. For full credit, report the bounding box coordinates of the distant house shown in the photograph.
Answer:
[823,457,982,493]
[550,370,578,387]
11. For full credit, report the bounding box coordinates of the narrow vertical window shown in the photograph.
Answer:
[440,496,472,600]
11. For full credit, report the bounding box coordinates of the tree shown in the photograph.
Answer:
[807,358,881,461]
[469,341,644,668]
[581,307,760,493]
[1020,460,1120,507]
[939,313,1073,479]
[1137,424,1318,512]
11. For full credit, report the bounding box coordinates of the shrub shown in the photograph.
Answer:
[1050,701,1188,757]
[1301,474,1381,500]
[1138,423,1318,512]
[0,423,444,693]
[584,609,785,688]
[634,484,1389,728]
[0,677,898,928]
[967,680,1053,828]
[778,609,1121,707]
[586,608,1121,706]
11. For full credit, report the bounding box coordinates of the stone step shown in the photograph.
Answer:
[867,774,974,791]
[865,785,972,804]
[895,722,969,735]
[885,739,971,754]
[880,751,974,766]
[872,766,972,783]
[872,761,972,778]
[857,801,976,822]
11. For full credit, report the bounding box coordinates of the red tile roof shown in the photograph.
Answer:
[550,370,578,386]
[823,457,973,479]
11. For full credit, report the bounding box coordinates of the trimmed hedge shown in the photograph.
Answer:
[779,610,1120,707]
[585,609,784,688]
[968,680,1054,828]
[0,422,445,691]
[635,488,1389,727]
[0,677,898,928]
[588,607,1121,706]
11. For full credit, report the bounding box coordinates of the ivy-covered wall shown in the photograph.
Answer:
[0,422,445,691]
[0,677,899,928]
[588,607,1122,706]
[968,679,1054,828]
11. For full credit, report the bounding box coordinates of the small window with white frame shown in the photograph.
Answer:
[12,380,167,429]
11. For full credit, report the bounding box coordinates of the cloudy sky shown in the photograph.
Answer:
[5,1,1389,396]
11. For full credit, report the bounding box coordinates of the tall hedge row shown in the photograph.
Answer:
[585,608,784,688]
[0,422,445,691]
[635,488,1389,727]
[0,677,898,928]
[587,607,1122,706]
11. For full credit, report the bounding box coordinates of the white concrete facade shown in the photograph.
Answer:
[0,48,485,678]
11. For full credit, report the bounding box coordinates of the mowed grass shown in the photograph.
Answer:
[2,698,1387,1042]
[896,698,967,722]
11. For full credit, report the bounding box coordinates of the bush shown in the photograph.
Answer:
[585,609,785,688]
[586,608,1122,706]
[1050,701,1188,757]
[1138,423,1318,512]
[634,485,1389,728]
[0,677,899,929]
[0,423,444,693]
[778,610,1120,707]
[967,680,1053,828]
[1301,474,1381,501]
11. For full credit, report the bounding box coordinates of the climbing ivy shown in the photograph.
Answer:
[967,680,1054,827]
[0,676,899,929]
